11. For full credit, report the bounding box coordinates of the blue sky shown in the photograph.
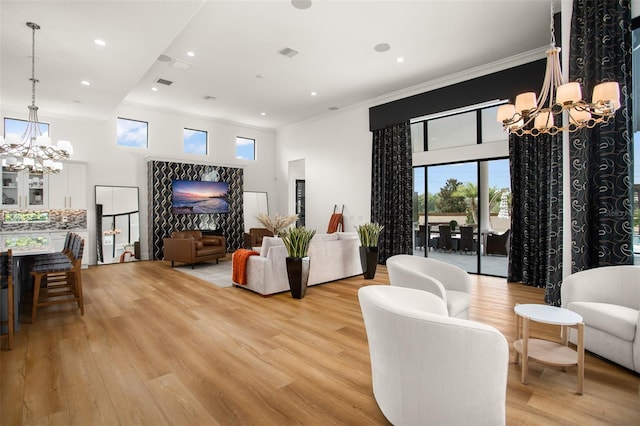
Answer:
[4,117,49,138]
[184,129,207,155]
[236,136,255,160]
[117,118,147,148]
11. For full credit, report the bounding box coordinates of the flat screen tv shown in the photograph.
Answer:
[171,180,229,214]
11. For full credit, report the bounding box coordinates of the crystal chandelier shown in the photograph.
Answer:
[496,7,620,137]
[0,22,73,174]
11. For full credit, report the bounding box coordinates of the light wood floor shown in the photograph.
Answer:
[2,258,639,425]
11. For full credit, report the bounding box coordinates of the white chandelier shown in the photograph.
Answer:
[0,22,73,174]
[496,7,620,137]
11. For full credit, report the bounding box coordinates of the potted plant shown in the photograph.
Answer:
[356,222,384,279]
[449,219,458,231]
[280,227,316,299]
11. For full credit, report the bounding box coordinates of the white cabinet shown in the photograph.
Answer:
[48,162,87,209]
[1,168,47,209]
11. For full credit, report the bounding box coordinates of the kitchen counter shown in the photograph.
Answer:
[0,230,89,267]
[1,234,54,256]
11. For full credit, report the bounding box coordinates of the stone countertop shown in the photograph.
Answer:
[0,228,88,235]
[1,235,54,255]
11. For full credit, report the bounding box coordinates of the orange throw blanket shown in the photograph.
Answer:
[232,249,259,285]
[327,213,343,233]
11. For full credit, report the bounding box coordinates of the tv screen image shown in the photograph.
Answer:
[171,180,230,214]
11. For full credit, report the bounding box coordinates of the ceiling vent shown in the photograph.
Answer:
[156,78,173,86]
[278,47,299,58]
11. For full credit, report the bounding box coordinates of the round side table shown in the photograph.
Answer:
[513,303,585,394]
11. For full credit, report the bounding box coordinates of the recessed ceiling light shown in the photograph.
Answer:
[261,112,267,116]
[328,106,339,111]
[310,91,317,96]
[396,57,404,63]
[187,51,195,57]
[291,0,312,10]
[203,95,216,100]
[374,43,391,52]
[151,87,158,91]
[94,39,106,46]
[81,80,90,86]
[157,54,172,62]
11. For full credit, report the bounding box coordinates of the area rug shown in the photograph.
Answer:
[174,259,234,288]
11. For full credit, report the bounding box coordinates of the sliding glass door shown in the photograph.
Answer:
[413,158,509,277]
[479,159,510,277]
[426,163,478,273]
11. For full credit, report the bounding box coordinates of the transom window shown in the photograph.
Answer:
[236,136,255,160]
[183,128,207,155]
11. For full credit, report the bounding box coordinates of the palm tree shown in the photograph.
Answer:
[454,183,510,228]
[454,182,478,224]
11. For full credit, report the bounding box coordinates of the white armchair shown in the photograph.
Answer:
[358,285,508,426]
[561,265,640,373]
[386,254,471,319]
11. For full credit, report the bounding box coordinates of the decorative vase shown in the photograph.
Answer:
[359,246,379,279]
[286,256,310,299]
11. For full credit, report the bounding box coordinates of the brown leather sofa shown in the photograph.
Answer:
[243,227,273,249]
[163,230,226,268]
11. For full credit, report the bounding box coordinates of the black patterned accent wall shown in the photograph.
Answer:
[148,161,244,260]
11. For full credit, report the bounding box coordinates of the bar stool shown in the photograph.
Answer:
[1,249,14,349]
[30,233,84,323]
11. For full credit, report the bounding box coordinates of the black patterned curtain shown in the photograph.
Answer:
[371,122,413,263]
[570,0,633,270]
[508,131,563,305]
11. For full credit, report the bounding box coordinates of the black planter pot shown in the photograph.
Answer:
[286,256,311,299]
[359,246,379,279]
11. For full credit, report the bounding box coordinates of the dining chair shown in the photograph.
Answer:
[437,224,454,251]
[458,225,477,254]
[30,233,84,322]
[0,249,14,349]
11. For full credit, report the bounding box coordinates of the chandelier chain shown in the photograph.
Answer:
[549,2,556,48]
[31,23,37,107]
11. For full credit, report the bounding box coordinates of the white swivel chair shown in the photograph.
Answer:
[358,285,508,426]
[386,254,471,319]
[561,265,640,373]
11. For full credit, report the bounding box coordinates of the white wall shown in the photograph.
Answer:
[276,106,371,234]
[1,103,277,264]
